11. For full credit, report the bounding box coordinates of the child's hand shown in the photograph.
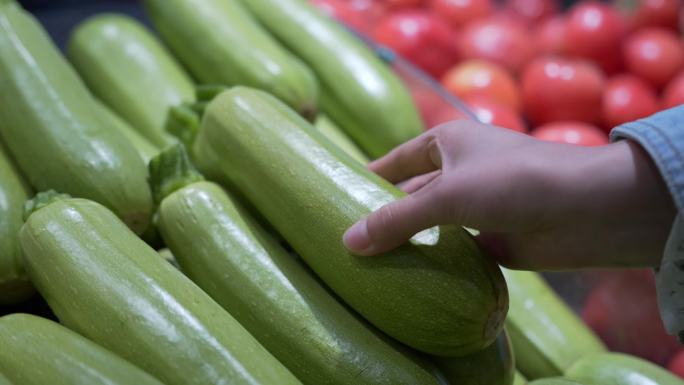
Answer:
[343,120,676,270]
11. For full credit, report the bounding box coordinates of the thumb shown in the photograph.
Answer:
[343,193,444,256]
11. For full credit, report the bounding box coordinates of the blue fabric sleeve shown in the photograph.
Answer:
[610,105,684,216]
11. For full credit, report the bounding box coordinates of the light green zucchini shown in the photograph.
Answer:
[152,145,442,385]
[503,269,605,379]
[566,353,684,385]
[239,0,423,157]
[0,142,33,304]
[314,114,369,164]
[0,313,162,385]
[68,14,191,148]
[0,373,10,385]
[143,0,318,118]
[94,100,159,165]
[0,2,152,234]
[433,329,515,385]
[177,86,507,356]
[20,192,302,385]
[515,371,529,385]
[529,379,592,385]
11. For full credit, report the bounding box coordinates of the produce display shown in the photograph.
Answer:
[0,0,682,383]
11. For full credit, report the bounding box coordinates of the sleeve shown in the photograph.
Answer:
[610,105,684,341]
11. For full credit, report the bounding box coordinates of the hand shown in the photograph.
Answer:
[343,120,676,270]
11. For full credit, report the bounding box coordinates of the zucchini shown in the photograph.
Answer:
[529,379,592,385]
[68,14,191,148]
[0,313,162,385]
[0,142,33,304]
[157,248,179,269]
[94,100,159,165]
[566,352,684,385]
[152,145,442,385]
[0,373,9,385]
[503,269,605,379]
[433,329,515,385]
[514,371,528,385]
[179,86,507,356]
[239,0,424,157]
[20,192,302,385]
[143,0,318,118]
[314,114,369,165]
[0,2,153,234]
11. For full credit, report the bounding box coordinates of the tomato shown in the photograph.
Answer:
[428,0,493,28]
[668,350,684,379]
[382,0,425,9]
[582,270,681,366]
[627,0,680,32]
[564,2,627,74]
[373,11,460,78]
[427,105,469,127]
[602,74,659,129]
[521,56,606,125]
[504,0,558,24]
[348,0,386,26]
[441,59,521,111]
[464,96,527,132]
[535,15,567,55]
[310,0,371,33]
[459,16,535,73]
[624,27,684,88]
[663,70,684,109]
[531,121,608,146]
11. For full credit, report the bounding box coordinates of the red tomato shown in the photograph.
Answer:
[521,56,606,125]
[429,0,493,28]
[382,0,424,9]
[459,16,535,73]
[564,2,627,74]
[531,121,608,146]
[668,350,684,379]
[628,0,680,32]
[663,70,684,109]
[441,59,521,111]
[535,15,567,55]
[348,0,386,25]
[505,0,559,24]
[582,270,681,366]
[427,106,469,127]
[624,27,684,88]
[464,96,527,132]
[602,74,659,129]
[310,0,371,33]
[373,11,460,78]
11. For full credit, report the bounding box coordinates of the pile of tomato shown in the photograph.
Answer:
[313,0,682,147]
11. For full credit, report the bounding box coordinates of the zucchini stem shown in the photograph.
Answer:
[23,190,71,221]
[148,144,204,204]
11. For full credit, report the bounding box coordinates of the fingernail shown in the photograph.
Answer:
[343,219,372,254]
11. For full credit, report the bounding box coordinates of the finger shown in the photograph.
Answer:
[368,131,442,184]
[343,192,445,256]
[397,170,442,194]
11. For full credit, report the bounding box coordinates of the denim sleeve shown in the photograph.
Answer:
[610,105,684,340]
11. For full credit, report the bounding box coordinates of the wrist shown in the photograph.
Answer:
[560,140,676,266]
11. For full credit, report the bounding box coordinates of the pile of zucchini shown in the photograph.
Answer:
[0,0,681,384]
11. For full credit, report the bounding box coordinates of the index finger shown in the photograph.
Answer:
[369,130,442,184]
